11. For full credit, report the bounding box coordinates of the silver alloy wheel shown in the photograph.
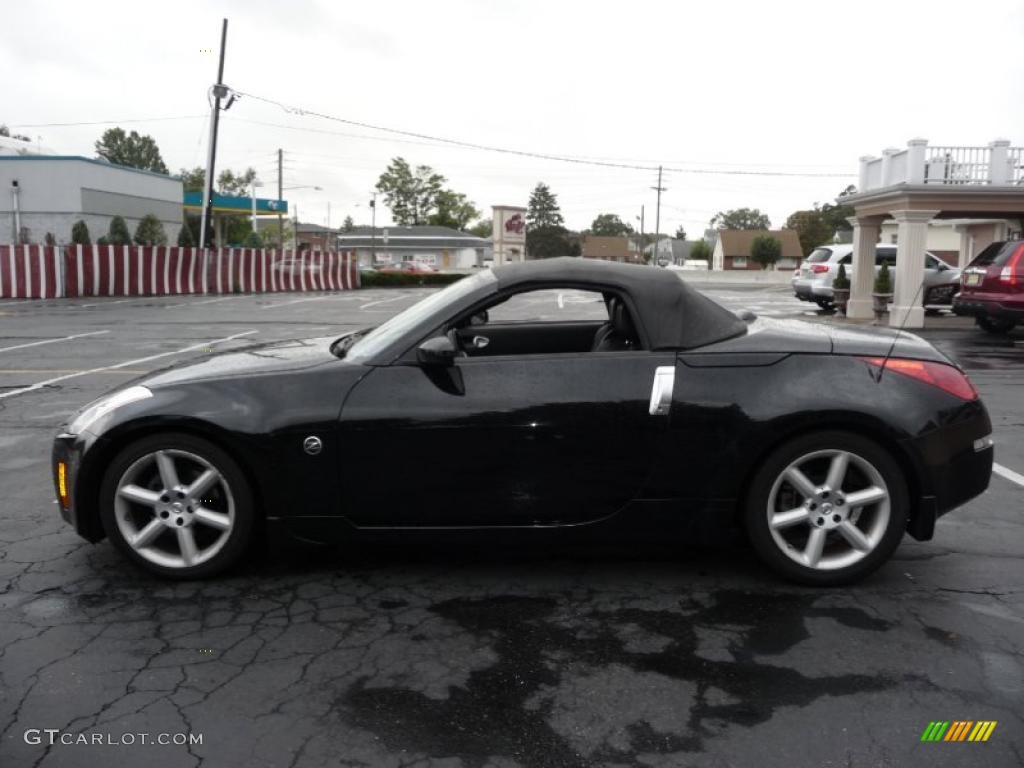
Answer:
[113,449,235,570]
[766,449,890,571]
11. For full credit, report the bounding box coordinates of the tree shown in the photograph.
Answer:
[690,239,712,266]
[427,190,480,230]
[750,235,781,270]
[71,220,91,245]
[820,185,856,237]
[526,183,564,229]
[375,157,445,225]
[243,231,264,248]
[107,216,132,245]
[674,225,687,240]
[259,219,294,249]
[526,183,570,258]
[468,219,492,238]
[589,213,634,237]
[45,232,57,246]
[177,223,194,247]
[95,128,168,174]
[342,215,355,233]
[179,167,206,193]
[785,209,834,257]
[216,168,258,196]
[0,124,31,142]
[133,214,167,246]
[710,208,771,230]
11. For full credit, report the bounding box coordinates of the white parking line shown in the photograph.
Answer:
[360,295,409,310]
[993,463,1024,488]
[0,330,109,354]
[262,294,360,309]
[164,295,243,308]
[0,330,258,401]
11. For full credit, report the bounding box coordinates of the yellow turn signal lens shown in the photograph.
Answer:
[57,461,69,508]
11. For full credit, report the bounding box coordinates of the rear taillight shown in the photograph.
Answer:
[861,357,978,401]
[998,244,1024,285]
[810,264,830,274]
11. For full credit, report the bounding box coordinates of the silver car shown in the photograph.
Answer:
[791,244,961,309]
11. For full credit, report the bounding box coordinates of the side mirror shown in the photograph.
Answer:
[417,335,458,366]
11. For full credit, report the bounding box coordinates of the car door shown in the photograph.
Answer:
[336,291,676,528]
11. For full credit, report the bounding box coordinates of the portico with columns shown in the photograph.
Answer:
[841,138,1024,328]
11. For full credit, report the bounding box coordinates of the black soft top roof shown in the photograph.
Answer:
[493,257,747,350]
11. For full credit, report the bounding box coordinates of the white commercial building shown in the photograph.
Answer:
[0,156,183,245]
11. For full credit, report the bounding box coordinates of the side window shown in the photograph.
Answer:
[485,288,609,324]
[875,249,897,267]
[840,254,852,265]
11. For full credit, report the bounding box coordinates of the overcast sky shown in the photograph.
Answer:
[5,0,1024,236]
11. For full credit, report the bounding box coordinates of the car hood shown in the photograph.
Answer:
[140,336,344,388]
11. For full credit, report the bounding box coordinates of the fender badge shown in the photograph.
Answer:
[303,436,323,455]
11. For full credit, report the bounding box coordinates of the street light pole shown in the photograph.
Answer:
[637,205,645,263]
[370,193,377,264]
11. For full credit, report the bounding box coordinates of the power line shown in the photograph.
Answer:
[234,90,855,179]
[10,115,206,128]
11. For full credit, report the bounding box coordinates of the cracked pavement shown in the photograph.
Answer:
[0,288,1022,767]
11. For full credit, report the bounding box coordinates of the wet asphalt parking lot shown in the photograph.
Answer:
[0,282,1022,768]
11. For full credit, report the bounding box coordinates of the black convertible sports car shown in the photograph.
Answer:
[53,258,993,584]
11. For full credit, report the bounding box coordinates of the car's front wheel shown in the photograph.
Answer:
[99,433,255,579]
[743,431,908,586]
[977,315,1017,335]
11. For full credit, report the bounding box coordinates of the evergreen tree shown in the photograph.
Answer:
[133,214,168,246]
[107,216,132,245]
[177,223,194,247]
[71,220,91,245]
[527,183,564,229]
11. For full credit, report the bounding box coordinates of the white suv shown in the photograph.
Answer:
[791,244,961,309]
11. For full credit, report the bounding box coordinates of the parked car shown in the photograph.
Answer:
[953,240,1024,333]
[791,244,961,309]
[52,258,992,585]
[379,261,437,273]
[357,263,377,273]
[271,257,319,277]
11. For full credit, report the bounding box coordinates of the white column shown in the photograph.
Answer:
[989,139,1010,185]
[846,216,883,319]
[858,156,875,191]
[954,225,973,269]
[889,209,939,329]
[906,139,927,184]
[881,148,900,187]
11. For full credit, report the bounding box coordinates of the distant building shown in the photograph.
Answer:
[712,229,803,270]
[0,155,182,245]
[335,225,491,268]
[644,238,700,265]
[581,235,641,262]
[293,222,338,251]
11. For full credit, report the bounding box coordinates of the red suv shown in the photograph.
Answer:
[953,240,1024,334]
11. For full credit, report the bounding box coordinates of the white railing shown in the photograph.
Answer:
[924,146,991,185]
[859,139,1024,190]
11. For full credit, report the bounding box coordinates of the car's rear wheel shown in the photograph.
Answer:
[814,299,834,311]
[99,433,255,579]
[743,431,908,586]
[977,316,1017,334]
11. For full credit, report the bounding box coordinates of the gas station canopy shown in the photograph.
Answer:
[182,191,288,216]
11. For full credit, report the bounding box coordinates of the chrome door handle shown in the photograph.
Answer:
[472,335,489,349]
[649,365,675,416]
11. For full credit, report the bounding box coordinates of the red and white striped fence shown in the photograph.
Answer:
[0,245,358,298]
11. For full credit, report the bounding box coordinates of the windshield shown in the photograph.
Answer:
[344,270,497,362]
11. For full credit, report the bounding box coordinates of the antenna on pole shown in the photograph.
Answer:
[198,18,230,252]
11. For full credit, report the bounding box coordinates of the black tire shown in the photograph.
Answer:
[99,432,255,580]
[743,431,908,586]
[815,299,834,312]
[977,315,1017,335]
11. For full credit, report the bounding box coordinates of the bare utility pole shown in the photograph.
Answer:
[199,19,229,251]
[650,166,666,266]
[277,148,283,250]
[637,205,645,262]
[369,193,377,263]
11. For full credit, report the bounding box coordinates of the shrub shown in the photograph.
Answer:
[243,231,263,248]
[133,214,168,246]
[108,216,131,245]
[360,271,467,288]
[833,263,850,290]
[44,232,57,246]
[71,220,91,245]
[177,223,194,247]
[874,262,893,294]
[750,235,781,270]
[689,240,712,267]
